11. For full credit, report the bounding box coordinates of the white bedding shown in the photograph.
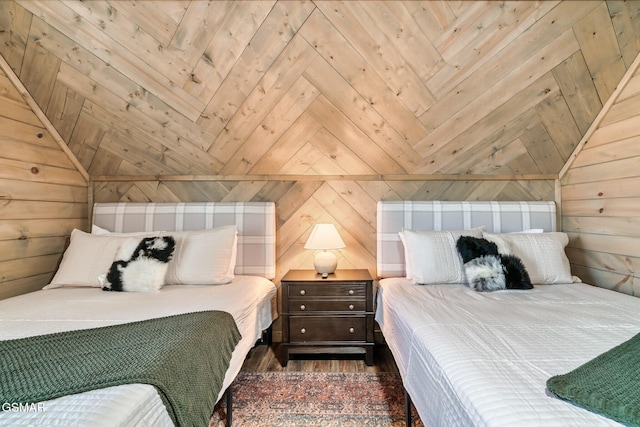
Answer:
[0,276,276,426]
[375,278,640,427]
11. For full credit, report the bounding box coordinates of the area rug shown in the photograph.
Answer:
[210,371,423,426]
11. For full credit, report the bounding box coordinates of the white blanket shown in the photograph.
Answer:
[0,276,276,426]
[375,278,640,427]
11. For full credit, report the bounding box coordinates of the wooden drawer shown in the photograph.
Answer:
[289,316,367,342]
[288,283,366,298]
[288,299,366,313]
[279,269,375,367]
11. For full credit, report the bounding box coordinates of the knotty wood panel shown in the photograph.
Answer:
[0,63,88,300]
[2,1,640,309]
[1,1,635,179]
[562,60,640,297]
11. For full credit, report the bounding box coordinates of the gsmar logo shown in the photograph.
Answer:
[2,402,45,412]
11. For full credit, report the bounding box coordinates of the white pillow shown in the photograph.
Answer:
[164,226,238,285]
[482,231,573,284]
[399,227,484,285]
[91,225,238,285]
[92,224,108,234]
[45,229,129,289]
[91,224,156,237]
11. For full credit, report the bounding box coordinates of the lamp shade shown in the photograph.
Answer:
[304,224,345,277]
[304,224,346,250]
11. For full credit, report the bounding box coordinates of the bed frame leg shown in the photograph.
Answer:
[226,386,232,426]
[261,326,272,345]
[404,388,412,427]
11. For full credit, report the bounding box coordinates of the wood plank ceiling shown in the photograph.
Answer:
[1,0,640,284]
[3,0,637,178]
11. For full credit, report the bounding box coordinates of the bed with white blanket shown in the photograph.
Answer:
[0,202,277,427]
[375,201,640,427]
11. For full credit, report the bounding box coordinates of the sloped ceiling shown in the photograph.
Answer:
[1,0,639,180]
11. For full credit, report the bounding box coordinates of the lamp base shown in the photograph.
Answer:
[313,251,337,278]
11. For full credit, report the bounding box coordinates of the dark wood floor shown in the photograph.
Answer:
[240,343,400,373]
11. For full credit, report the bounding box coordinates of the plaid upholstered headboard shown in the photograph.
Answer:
[92,202,276,279]
[376,201,557,278]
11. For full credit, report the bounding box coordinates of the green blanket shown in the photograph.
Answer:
[546,331,640,426]
[0,310,241,427]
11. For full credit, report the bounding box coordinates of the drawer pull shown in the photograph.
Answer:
[348,289,354,295]
[300,289,306,296]
[300,304,306,311]
[300,328,306,334]
[348,304,354,310]
[349,327,355,333]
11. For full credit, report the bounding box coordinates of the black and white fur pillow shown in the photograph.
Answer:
[102,236,175,292]
[456,235,532,292]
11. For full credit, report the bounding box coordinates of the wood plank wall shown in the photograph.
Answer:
[1,1,640,326]
[561,60,640,297]
[0,61,88,300]
[93,177,555,278]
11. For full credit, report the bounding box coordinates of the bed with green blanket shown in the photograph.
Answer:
[547,331,640,427]
[0,278,277,427]
[1,311,240,427]
[0,202,278,427]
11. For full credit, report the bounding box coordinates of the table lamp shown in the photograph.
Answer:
[304,223,346,278]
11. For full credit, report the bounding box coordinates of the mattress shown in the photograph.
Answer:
[375,278,640,427]
[0,275,276,426]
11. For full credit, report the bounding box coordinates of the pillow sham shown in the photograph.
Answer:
[92,224,108,234]
[47,224,238,289]
[399,227,484,285]
[164,226,238,285]
[511,229,543,234]
[45,229,129,289]
[482,231,572,285]
[91,224,156,237]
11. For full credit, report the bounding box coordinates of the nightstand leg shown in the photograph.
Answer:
[365,347,374,366]
[280,345,289,367]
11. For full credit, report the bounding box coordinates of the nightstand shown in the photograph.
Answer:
[280,269,374,366]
